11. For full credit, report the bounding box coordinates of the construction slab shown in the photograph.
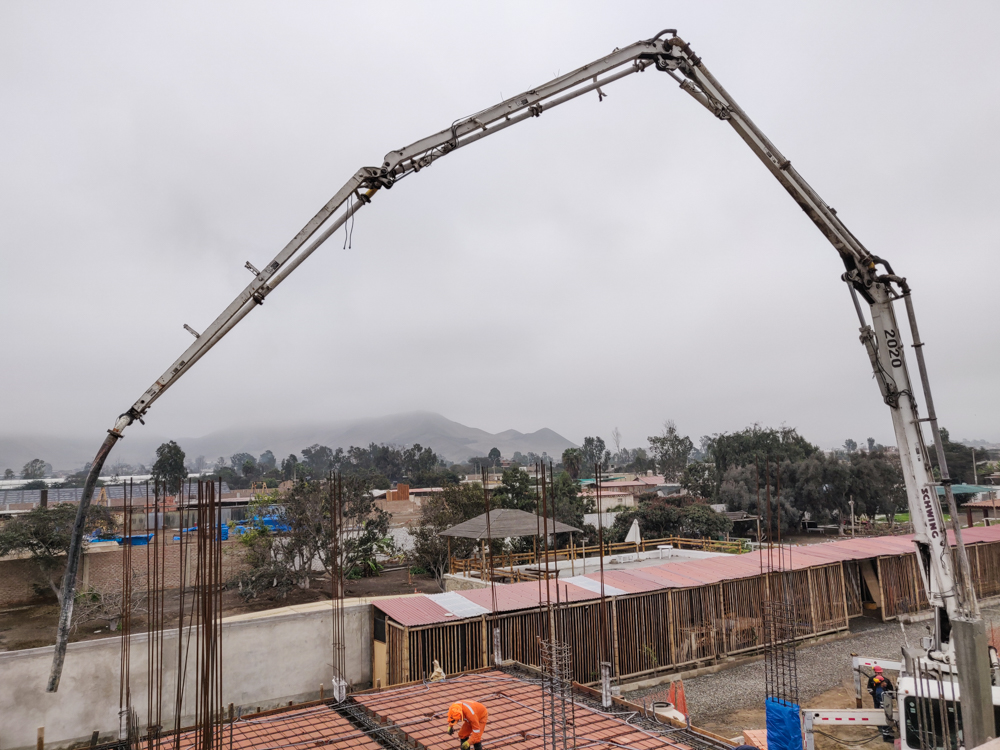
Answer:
[157,703,383,750]
[353,670,700,750]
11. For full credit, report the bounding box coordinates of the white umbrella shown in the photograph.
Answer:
[624,519,641,546]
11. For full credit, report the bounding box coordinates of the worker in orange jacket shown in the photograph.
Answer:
[447,700,488,750]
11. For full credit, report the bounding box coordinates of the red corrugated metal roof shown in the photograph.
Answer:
[376,595,455,627]
[590,569,667,594]
[626,564,714,587]
[458,580,597,614]
[957,526,1000,544]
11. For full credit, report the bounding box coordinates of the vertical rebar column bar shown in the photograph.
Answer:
[330,473,347,701]
[481,468,501,665]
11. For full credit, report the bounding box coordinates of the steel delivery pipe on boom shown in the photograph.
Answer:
[47,33,994,747]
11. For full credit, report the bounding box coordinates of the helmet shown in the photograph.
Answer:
[873,665,883,673]
[448,703,465,727]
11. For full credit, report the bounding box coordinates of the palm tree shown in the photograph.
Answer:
[562,448,582,480]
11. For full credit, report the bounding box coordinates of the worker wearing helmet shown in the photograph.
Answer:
[446,700,488,750]
[867,665,894,708]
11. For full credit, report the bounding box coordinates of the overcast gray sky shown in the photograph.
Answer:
[1,1,998,456]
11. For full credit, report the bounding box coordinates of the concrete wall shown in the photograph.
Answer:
[0,601,372,750]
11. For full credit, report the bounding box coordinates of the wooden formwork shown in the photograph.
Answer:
[973,541,1000,598]
[557,599,617,683]
[403,618,486,684]
[879,553,929,620]
[875,539,1000,621]
[811,563,849,632]
[494,608,545,674]
[843,561,864,618]
[615,590,671,677]
[670,585,722,667]
[387,621,408,685]
[719,576,765,654]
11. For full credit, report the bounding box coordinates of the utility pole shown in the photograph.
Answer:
[973,448,978,485]
[849,497,855,537]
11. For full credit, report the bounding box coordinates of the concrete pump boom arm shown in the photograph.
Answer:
[47,33,994,743]
[47,32,675,693]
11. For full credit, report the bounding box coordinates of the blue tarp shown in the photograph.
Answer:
[765,697,802,750]
[172,525,229,541]
[232,516,290,534]
[88,532,155,546]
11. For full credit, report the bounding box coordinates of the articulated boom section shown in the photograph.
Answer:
[668,38,971,634]
[868,293,955,615]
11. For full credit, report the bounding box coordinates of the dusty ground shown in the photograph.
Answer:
[628,603,1000,749]
[0,567,441,651]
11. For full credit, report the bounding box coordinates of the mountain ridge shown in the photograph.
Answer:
[0,412,578,472]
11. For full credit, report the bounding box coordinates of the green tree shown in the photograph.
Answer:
[229,494,292,600]
[151,441,187,495]
[490,468,536,512]
[847,449,905,521]
[21,479,49,490]
[61,463,105,490]
[561,448,582,480]
[717,464,801,536]
[710,424,818,474]
[708,424,818,493]
[647,421,693,481]
[844,438,858,454]
[780,455,848,530]
[935,428,975,484]
[607,497,732,542]
[681,462,715,499]
[232,478,393,600]
[623,447,654,474]
[301,444,335,478]
[548,471,594,541]
[338,479,395,578]
[21,459,47,480]
[678,504,734,538]
[281,454,299,480]
[230,452,256,474]
[4,469,14,480]
[488,447,501,463]
[409,483,484,585]
[258,450,276,472]
[580,436,607,478]
[0,503,115,602]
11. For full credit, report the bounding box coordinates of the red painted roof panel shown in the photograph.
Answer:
[376,596,455,627]
[457,580,597,613]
